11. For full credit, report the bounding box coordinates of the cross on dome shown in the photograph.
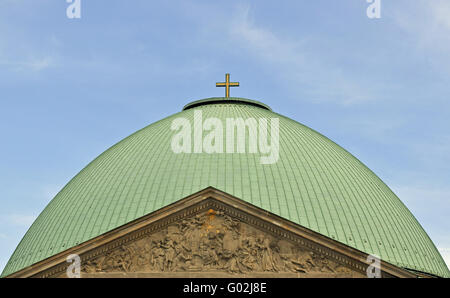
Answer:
[216,73,239,98]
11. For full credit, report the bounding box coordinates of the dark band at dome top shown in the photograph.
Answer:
[183,97,272,111]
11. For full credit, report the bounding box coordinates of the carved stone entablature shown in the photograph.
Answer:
[80,209,359,277]
[8,187,416,278]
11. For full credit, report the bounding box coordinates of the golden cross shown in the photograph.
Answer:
[216,73,239,98]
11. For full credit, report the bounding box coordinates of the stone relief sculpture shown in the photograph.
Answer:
[82,209,355,275]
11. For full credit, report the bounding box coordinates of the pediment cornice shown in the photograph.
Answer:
[6,187,416,278]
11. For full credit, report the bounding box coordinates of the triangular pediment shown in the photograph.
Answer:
[7,187,416,278]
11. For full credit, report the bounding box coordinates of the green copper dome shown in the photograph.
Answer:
[3,97,449,277]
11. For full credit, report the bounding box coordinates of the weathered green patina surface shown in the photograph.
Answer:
[3,98,448,277]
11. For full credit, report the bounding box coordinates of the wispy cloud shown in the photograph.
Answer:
[229,5,306,68]
[0,56,55,72]
[41,184,62,203]
[391,185,449,242]
[226,4,378,105]
[438,248,450,269]
[4,214,36,227]
[407,135,450,173]
[392,0,450,66]
[0,7,60,74]
[392,185,450,217]
[339,115,407,144]
[391,184,450,270]
[430,1,450,30]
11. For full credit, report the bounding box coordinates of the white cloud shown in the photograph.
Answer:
[392,0,450,64]
[407,135,450,172]
[226,4,377,105]
[438,248,450,269]
[0,56,55,72]
[392,185,450,216]
[229,5,306,68]
[430,1,450,27]
[340,115,407,144]
[0,5,59,73]
[5,214,36,227]
[391,184,450,273]
[41,184,62,203]
[26,57,53,71]
[391,185,450,257]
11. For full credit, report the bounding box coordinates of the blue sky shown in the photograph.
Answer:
[0,0,449,273]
